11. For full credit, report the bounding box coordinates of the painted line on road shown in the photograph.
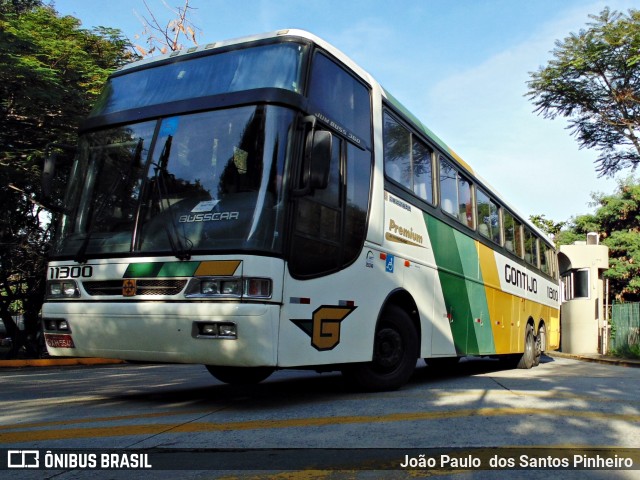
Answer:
[2,407,639,444]
[0,408,211,431]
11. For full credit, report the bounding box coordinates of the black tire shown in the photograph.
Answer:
[205,366,274,385]
[533,325,546,367]
[342,305,418,391]
[517,323,535,369]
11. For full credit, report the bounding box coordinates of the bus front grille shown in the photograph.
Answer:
[82,280,188,296]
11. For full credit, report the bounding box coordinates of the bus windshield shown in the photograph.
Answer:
[52,105,293,259]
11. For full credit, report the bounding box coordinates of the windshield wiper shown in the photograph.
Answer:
[152,135,192,261]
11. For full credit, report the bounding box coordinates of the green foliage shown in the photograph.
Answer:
[529,214,566,238]
[0,3,134,357]
[559,178,640,301]
[0,5,135,161]
[553,229,584,247]
[611,343,640,359]
[527,8,640,177]
[604,229,640,300]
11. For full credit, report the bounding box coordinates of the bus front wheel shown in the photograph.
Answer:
[205,366,274,385]
[342,305,418,391]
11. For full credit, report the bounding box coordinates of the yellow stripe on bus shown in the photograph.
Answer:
[476,242,559,354]
[194,260,241,276]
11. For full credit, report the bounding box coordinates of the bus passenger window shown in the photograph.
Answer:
[412,140,433,204]
[540,241,550,275]
[439,158,473,228]
[503,210,523,257]
[383,112,434,204]
[439,158,457,216]
[477,188,500,244]
[383,113,410,186]
[458,173,474,229]
[524,228,538,267]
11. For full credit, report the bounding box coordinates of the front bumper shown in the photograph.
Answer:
[42,301,279,366]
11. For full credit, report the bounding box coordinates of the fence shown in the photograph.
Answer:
[610,302,640,354]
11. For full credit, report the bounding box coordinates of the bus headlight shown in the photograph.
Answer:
[185,277,272,299]
[200,280,220,295]
[221,280,241,296]
[46,280,80,298]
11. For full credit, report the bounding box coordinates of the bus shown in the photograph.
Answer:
[42,29,560,391]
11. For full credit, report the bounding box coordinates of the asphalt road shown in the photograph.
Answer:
[1,355,639,479]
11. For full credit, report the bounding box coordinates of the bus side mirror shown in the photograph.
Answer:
[309,130,332,190]
[42,154,56,198]
[293,118,333,197]
[42,144,76,199]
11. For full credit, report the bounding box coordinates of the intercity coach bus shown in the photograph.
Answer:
[42,29,559,390]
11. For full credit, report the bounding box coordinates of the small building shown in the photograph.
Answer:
[558,233,609,354]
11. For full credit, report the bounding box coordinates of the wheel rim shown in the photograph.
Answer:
[537,328,546,353]
[525,328,534,355]
[373,327,403,371]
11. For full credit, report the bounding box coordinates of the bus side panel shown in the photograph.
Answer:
[548,312,560,350]
[382,193,456,358]
[398,247,456,358]
[278,248,398,368]
[478,242,515,354]
[491,252,560,353]
[456,230,495,355]
[425,214,474,355]
[425,214,496,356]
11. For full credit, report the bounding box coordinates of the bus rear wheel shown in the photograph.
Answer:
[205,366,274,385]
[533,325,545,367]
[516,324,535,369]
[342,305,418,391]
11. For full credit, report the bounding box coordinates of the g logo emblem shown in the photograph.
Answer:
[292,305,357,351]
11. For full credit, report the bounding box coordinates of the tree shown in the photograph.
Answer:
[527,8,640,177]
[0,2,134,357]
[529,214,566,240]
[134,0,201,57]
[558,178,640,302]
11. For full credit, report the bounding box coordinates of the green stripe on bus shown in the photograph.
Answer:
[425,215,496,355]
[124,262,200,278]
[453,229,495,355]
[425,215,477,355]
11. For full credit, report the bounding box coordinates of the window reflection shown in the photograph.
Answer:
[53,106,294,258]
[93,43,307,116]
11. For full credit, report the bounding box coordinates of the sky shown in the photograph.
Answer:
[50,0,637,224]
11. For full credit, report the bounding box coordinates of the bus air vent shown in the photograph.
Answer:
[83,279,188,296]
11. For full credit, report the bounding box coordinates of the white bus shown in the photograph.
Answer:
[42,29,559,390]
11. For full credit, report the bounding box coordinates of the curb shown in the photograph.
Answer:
[546,351,640,368]
[2,353,638,369]
[0,358,125,368]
